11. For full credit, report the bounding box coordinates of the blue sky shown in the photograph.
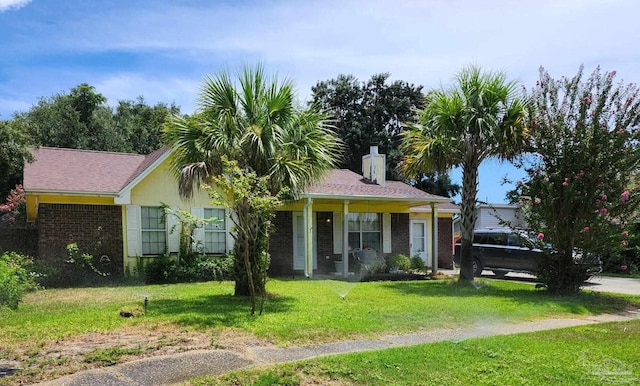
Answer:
[1,0,639,203]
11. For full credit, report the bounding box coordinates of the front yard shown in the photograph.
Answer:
[1,277,639,385]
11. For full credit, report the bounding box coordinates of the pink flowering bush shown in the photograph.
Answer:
[0,184,25,225]
[510,66,640,294]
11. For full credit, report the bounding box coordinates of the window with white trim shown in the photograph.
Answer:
[347,213,381,253]
[204,208,227,254]
[141,206,166,255]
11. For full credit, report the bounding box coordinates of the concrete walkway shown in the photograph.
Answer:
[39,309,640,386]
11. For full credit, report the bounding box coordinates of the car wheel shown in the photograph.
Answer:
[473,258,483,277]
[492,270,508,278]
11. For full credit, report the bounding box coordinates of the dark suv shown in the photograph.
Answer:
[453,228,602,278]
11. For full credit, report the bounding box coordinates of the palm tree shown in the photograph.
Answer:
[164,64,342,297]
[401,66,529,281]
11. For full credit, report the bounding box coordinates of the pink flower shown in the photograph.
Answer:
[599,208,608,215]
[584,95,591,105]
[622,231,629,237]
[537,233,545,240]
[562,178,569,186]
[622,190,630,201]
[621,264,628,271]
[601,194,608,201]
[584,226,590,233]
[622,240,628,246]
[611,70,617,77]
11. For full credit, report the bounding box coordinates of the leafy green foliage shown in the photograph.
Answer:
[209,159,282,315]
[410,254,426,271]
[161,203,220,258]
[0,252,37,310]
[164,64,341,302]
[143,254,234,284]
[402,66,529,282]
[387,254,411,271]
[510,66,640,294]
[0,121,32,200]
[311,73,424,180]
[65,242,110,278]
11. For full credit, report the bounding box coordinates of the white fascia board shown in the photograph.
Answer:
[116,148,174,205]
[302,193,452,204]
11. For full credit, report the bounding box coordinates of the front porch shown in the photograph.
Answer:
[268,202,449,278]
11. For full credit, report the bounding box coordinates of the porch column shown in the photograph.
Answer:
[431,203,439,274]
[342,200,349,276]
[304,198,314,278]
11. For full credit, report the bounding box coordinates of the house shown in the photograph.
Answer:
[23,146,458,279]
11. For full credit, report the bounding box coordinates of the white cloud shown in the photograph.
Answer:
[0,0,30,12]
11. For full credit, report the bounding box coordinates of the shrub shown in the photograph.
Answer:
[0,252,37,310]
[144,254,234,284]
[410,255,426,271]
[387,254,411,272]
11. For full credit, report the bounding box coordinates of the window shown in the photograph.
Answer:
[204,208,226,254]
[141,206,166,255]
[347,213,381,253]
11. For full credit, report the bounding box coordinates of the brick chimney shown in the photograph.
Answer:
[362,145,386,186]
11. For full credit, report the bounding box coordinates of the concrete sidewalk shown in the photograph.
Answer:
[39,309,640,386]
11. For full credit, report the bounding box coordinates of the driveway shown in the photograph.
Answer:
[443,269,640,296]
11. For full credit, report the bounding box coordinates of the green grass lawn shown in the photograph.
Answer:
[1,277,639,384]
[200,319,640,386]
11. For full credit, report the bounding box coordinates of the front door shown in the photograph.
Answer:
[410,220,428,266]
[293,212,317,270]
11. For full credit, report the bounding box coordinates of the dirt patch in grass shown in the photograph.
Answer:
[1,323,280,386]
[1,323,214,385]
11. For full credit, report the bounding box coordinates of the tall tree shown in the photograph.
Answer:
[114,97,181,155]
[0,119,32,201]
[163,64,342,302]
[401,66,529,282]
[15,84,119,151]
[310,73,424,180]
[510,66,640,294]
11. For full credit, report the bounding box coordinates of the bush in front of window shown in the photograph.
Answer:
[144,254,234,284]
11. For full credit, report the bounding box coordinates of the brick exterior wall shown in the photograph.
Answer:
[315,212,335,274]
[437,217,454,269]
[38,204,123,285]
[391,213,410,257]
[268,211,293,276]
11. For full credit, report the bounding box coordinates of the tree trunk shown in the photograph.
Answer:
[459,160,479,282]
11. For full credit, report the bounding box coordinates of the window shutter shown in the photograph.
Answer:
[126,205,141,257]
[383,213,392,253]
[226,209,235,253]
[166,206,180,254]
[191,207,205,252]
[333,212,342,254]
